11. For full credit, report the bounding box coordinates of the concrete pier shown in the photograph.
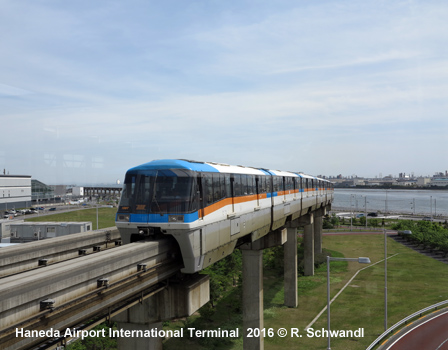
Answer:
[284,226,298,308]
[242,249,264,350]
[240,229,286,350]
[314,214,323,255]
[299,214,314,276]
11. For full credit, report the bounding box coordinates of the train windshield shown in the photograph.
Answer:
[119,169,197,214]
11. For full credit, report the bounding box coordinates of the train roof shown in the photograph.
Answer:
[128,159,320,179]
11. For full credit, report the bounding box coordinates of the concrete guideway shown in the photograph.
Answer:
[0,227,121,277]
[378,309,448,350]
[0,239,182,350]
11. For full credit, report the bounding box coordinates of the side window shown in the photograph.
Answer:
[266,176,271,193]
[204,174,213,206]
[212,173,220,203]
[241,175,248,195]
[233,174,242,196]
[220,174,226,200]
[257,176,265,194]
[273,177,280,192]
[248,175,255,195]
[224,174,231,198]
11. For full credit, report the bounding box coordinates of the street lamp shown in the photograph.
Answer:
[326,256,371,350]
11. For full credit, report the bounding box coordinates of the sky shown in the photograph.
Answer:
[1,0,447,185]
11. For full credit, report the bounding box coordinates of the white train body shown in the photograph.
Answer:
[115,159,333,273]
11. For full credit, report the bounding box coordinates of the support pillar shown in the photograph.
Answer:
[314,214,323,255]
[284,226,298,308]
[242,249,264,350]
[303,214,314,276]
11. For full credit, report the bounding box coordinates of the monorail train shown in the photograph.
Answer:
[115,159,334,273]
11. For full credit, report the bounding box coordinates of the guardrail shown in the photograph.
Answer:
[366,299,448,350]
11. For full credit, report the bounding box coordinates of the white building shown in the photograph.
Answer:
[72,186,84,197]
[0,175,32,211]
[431,177,448,187]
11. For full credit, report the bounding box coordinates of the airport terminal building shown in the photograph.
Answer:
[0,175,32,211]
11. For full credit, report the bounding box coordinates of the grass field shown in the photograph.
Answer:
[164,233,448,350]
[25,207,117,229]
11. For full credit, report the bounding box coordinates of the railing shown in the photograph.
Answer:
[366,300,448,350]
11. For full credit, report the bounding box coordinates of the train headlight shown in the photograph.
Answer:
[169,215,184,223]
[117,214,130,222]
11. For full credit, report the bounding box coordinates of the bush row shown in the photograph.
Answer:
[393,220,448,255]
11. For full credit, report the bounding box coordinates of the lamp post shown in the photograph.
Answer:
[326,256,371,350]
[384,227,387,331]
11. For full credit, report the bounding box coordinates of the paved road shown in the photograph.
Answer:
[379,309,448,350]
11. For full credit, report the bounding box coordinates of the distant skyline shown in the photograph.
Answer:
[1,1,447,184]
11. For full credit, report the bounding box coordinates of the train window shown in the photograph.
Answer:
[241,174,248,195]
[266,176,271,193]
[248,175,255,195]
[257,176,265,194]
[285,177,293,191]
[212,173,220,203]
[204,173,213,206]
[120,169,198,214]
[233,174,242,197]
[224,174,231,198]
[273,177,280,192]
[262,176,268,193]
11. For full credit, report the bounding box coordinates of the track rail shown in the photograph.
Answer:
[0,239,182,350]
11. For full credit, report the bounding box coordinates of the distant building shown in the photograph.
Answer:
[417,177,431,187]
[0,175,32,211]
[396,178,417,187]
[431,177,448,187]
[72,186,84,197]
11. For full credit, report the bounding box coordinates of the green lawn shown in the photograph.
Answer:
[25,207,117,229]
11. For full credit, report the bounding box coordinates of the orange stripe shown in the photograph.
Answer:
[200,191,331,217]
[203,197,233,216]
[234,194,258,204]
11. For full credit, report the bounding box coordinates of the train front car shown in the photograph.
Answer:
[116,159,273,274]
